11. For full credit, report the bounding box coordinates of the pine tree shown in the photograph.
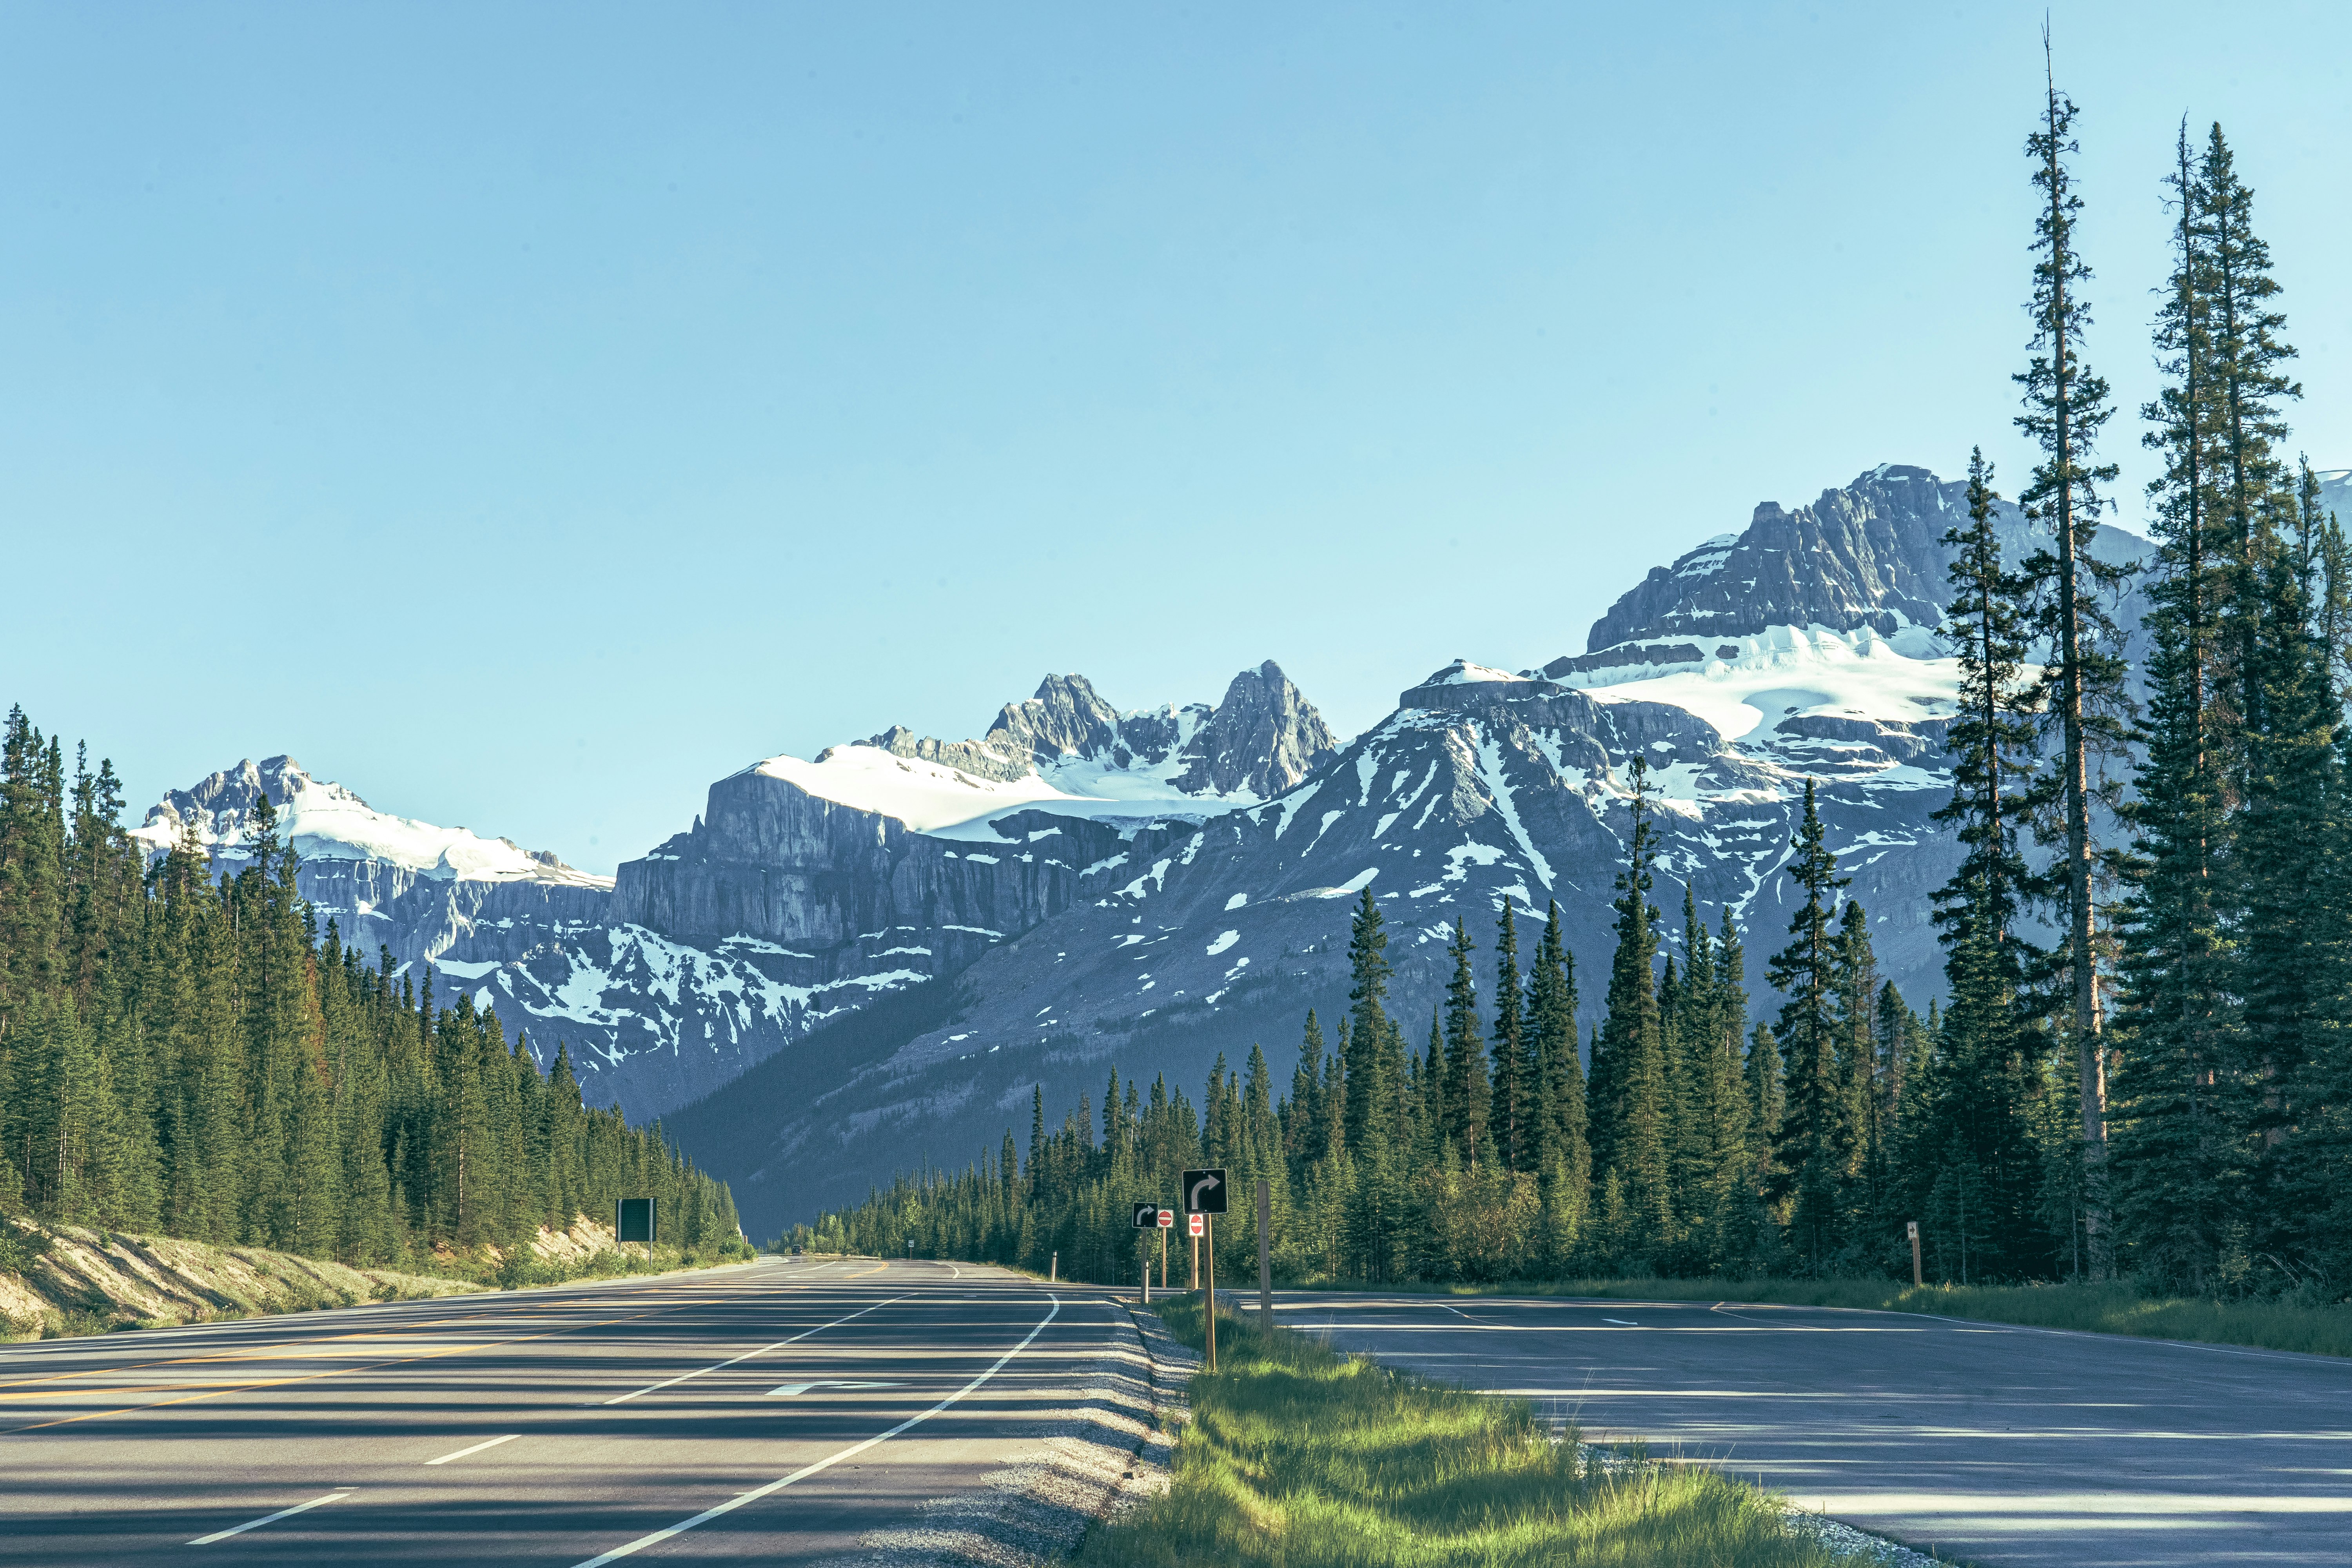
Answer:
[1487,902,1529,1172]
[2236,463,2338,1262]
[1746,1019,1784,1200]
[2015,47,2131,1272]
[1833,901,1889,1263]
[1768,779,1851,1270]
[1440,917,1488,1168]
[1340,888,1408,1281]
[1524,900,1587,1264]
[1594,757,1671,1262]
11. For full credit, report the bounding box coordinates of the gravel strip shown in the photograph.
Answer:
[815,1285,1195,1567]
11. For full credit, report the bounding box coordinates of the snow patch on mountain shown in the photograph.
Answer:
[1572,624,1960,744]
[748,748,1145,839]
[746,664,1341,841]
[132,756,607,887]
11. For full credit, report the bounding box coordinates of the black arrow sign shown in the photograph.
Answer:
[1181,1167,1228,1214]
[1132,1200,1160,1229]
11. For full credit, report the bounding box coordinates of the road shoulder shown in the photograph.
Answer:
[826,1284,1194,1567]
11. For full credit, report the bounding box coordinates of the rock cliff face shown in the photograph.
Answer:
[615,772,1134,953]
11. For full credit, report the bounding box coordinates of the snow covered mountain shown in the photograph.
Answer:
[776,662,1336,836]
[132,757,613,970]
[137,664,1335,1118]
[664,463,2173,1239]
[137,463,2345,1235]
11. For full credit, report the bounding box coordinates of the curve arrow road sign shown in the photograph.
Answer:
[1181,1167,1227,1214]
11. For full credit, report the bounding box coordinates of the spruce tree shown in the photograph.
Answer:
[2015,58,2132,1271]
[1768,779,1851,1270]
[1595,757,1671,1261]
[1441,917,1488,1168]
[1487,902,1529,1172]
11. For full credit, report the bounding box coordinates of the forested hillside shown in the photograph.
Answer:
[804,113,2352,1301]
[0,711,742,1268]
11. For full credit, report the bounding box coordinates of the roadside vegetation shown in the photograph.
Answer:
[1082,1298,1882,1568]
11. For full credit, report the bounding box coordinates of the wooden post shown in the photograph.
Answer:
[1050,1251,1058,1283]
[1256,1176,1273,1320]
[1907,1220,1922,1288]
[1204,1214,1217,1373]
[1141,1258,1150,1305]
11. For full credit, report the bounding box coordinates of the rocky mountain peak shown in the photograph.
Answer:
[988,673,1153,766]
[839,662,1334,806]
[1173,660,1338,799]
[140,755,350,847]
[132,755,594,884]
[1576,465,1967,662]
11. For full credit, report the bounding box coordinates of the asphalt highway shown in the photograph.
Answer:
[0,1257,1130,1565]
[1279,1289,2352,1568]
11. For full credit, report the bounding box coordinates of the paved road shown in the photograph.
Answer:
[1279,1290,2352,1568]
[0,1257,1132,1565]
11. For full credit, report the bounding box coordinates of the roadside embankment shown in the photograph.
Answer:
[0,1213,749,1340]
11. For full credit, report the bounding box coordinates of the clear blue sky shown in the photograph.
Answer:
[4,2,2347,873]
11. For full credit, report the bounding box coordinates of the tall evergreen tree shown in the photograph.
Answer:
[2111,124,2235,1288]
[1768,779,1852,1270]
[1440,917,1489,1168]
[1594,757,1671,1260]
[2015,52,2131,1269]
[1487,902,1530,1172]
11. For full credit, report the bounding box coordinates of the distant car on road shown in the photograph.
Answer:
[789,1245,804,1256]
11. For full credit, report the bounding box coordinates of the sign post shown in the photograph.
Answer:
[1183,1168,1227,1372]
[1157,1207,1172,1295]
[1132,1202,1161,1303]
[1907,1220,1922,1287]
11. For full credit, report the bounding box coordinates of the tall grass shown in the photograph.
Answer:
[1376,1276,2352,1359]
[1083,1299,1875,1568]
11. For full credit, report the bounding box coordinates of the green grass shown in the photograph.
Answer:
[1356,1276,2352,1359]
[1080,1298,1884,1568]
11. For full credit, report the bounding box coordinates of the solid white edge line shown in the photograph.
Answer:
[601,1296,909,1405]
[566,1293,1063,1568]
[425,1432,521,1466]
[187,1488,354,1545]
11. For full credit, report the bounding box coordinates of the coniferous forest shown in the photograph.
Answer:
[0,711,744,1271]
[804,103,2352,1301]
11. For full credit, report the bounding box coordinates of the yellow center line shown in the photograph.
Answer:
[1,1291,745,1436]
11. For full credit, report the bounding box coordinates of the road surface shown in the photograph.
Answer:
[0,1257,1135,1565]
[1280,1289,2352,1568]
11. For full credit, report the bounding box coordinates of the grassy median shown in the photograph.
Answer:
[1081,1298,1875,1568]
[1379,1276,2352,1359]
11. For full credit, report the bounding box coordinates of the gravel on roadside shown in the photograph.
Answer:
[815,1283,1197,1567]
